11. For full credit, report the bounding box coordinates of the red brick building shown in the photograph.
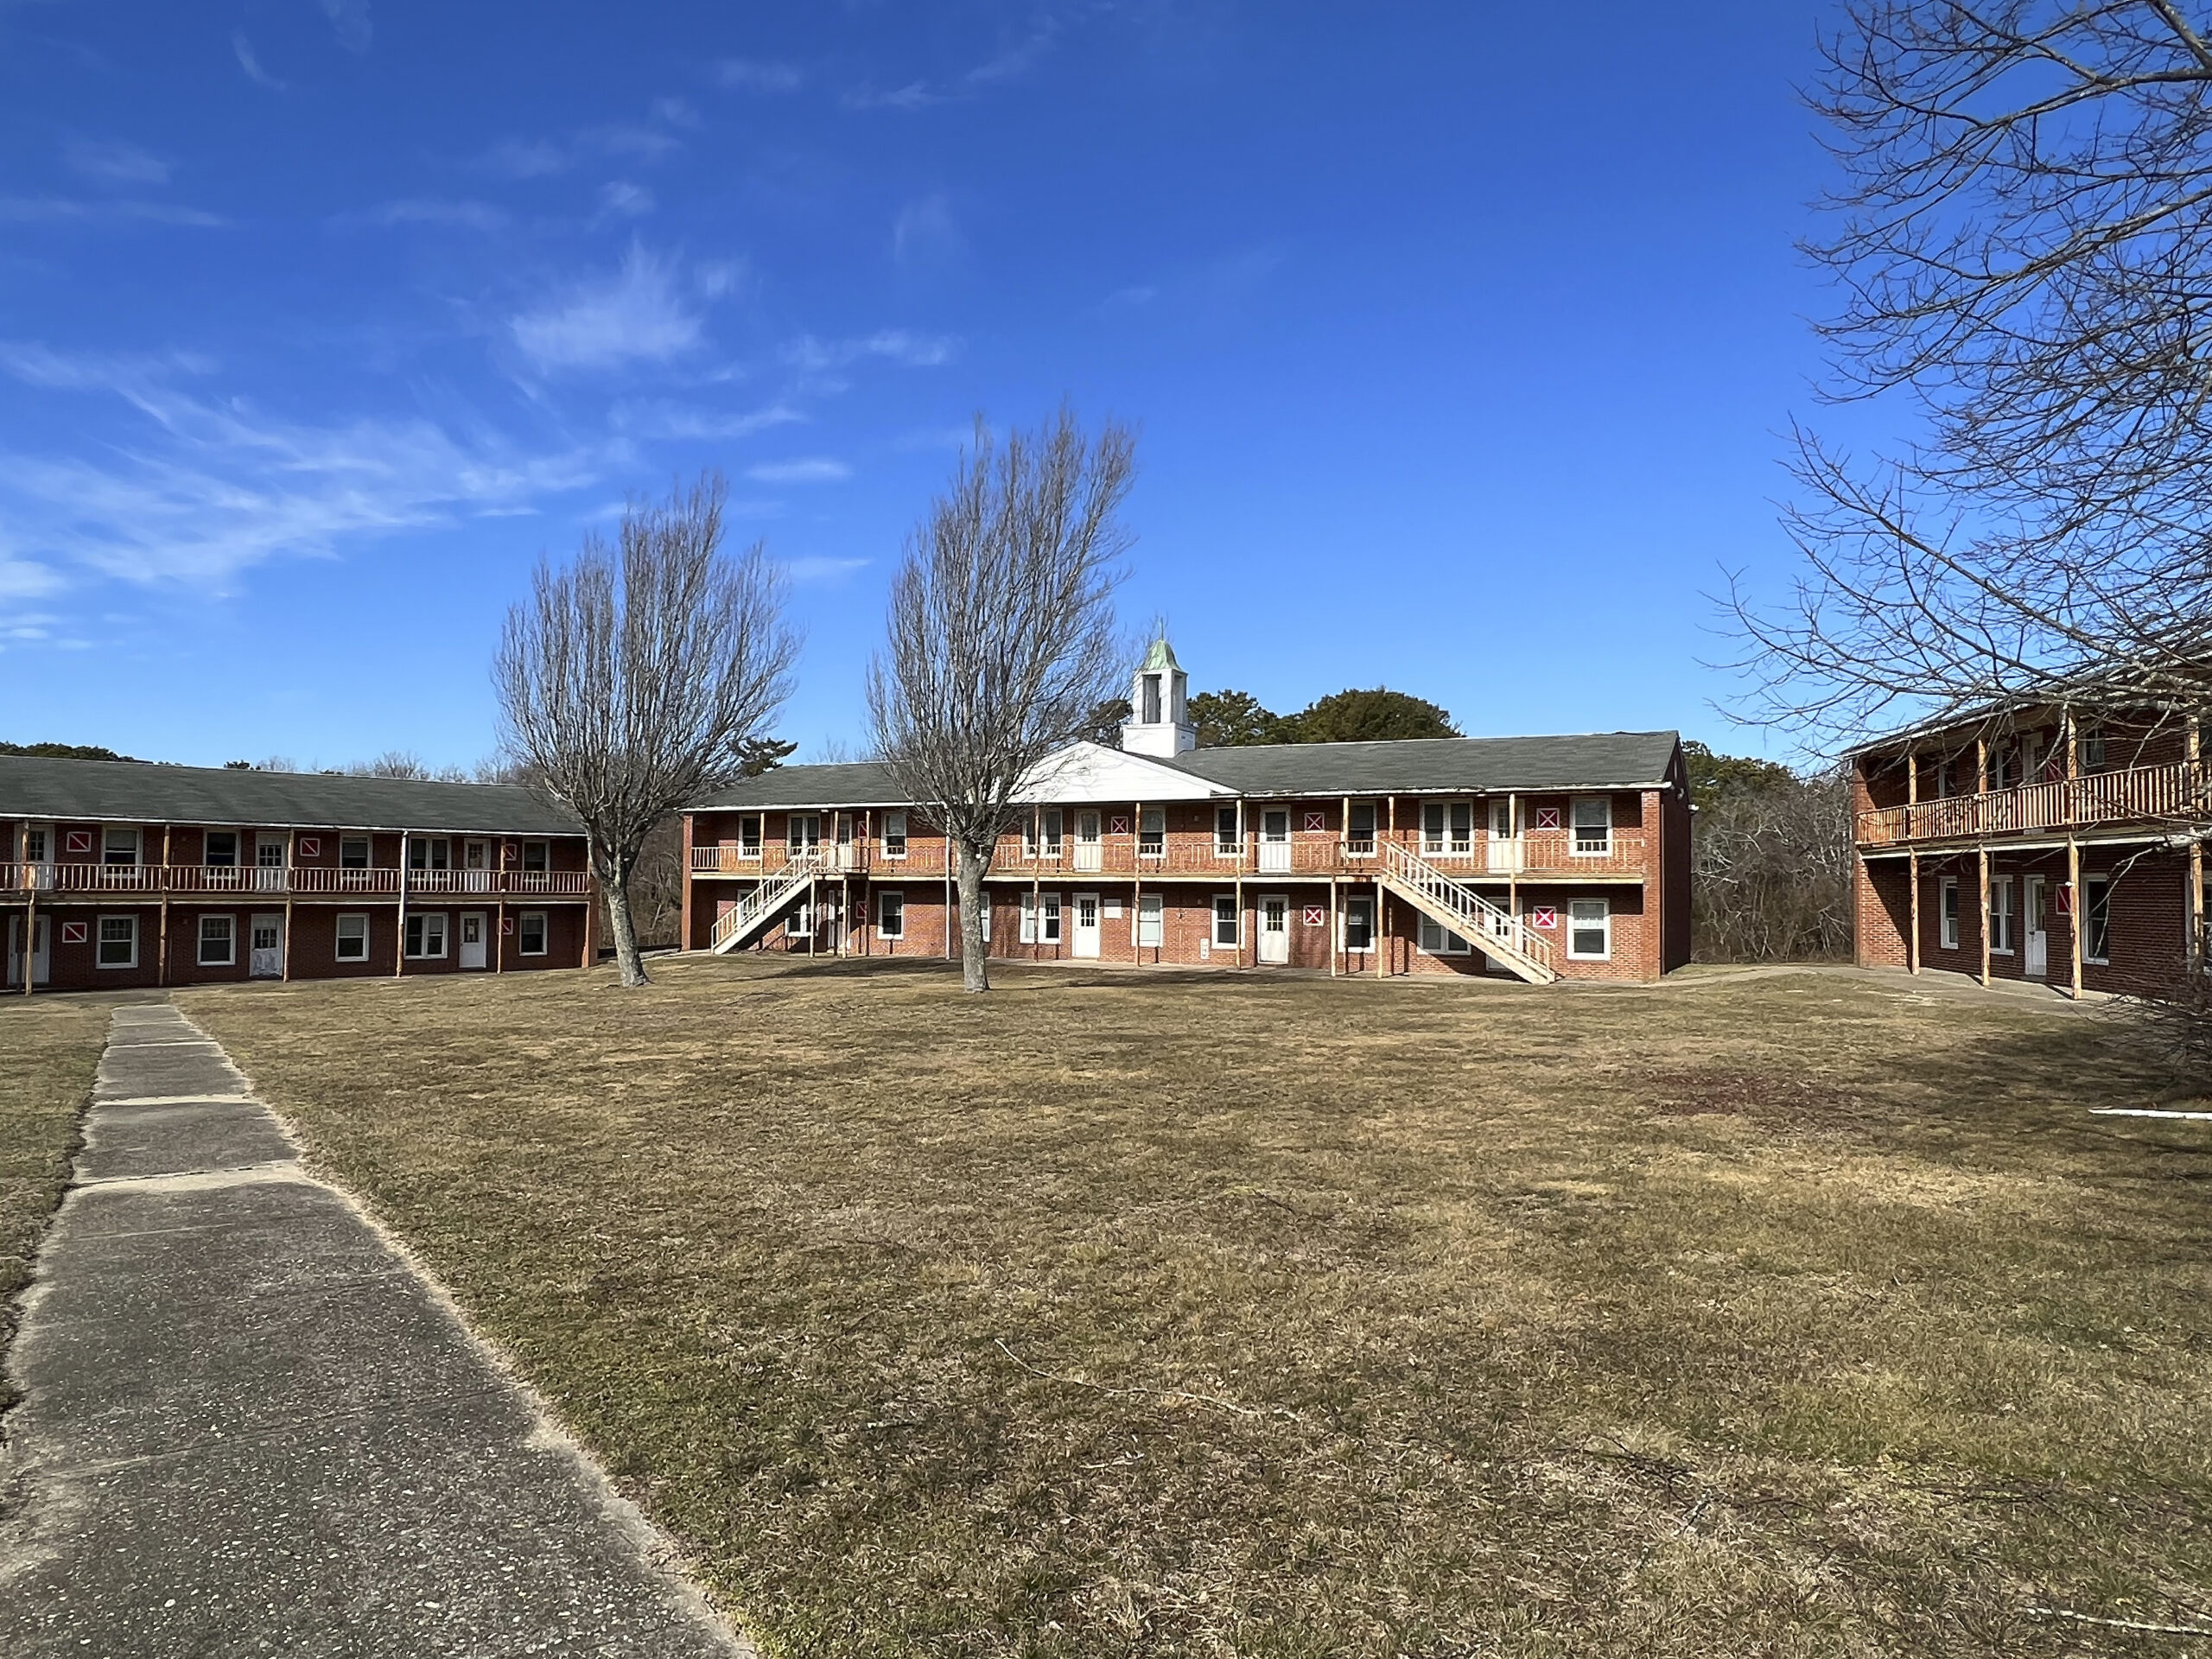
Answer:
[4,756,595,992]
[1851,704,2208,997]
[683,645,1691,983]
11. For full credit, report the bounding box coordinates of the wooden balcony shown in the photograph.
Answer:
[692,833,1652,881]
[1855,760,2207,848]
[3,863,590,899]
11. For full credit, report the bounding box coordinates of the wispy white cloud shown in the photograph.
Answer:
[595,180,655,220]
[232,32,284,90]
[781,329,957,372]
[338,197,510,232]
[0,346,596,587]
[893,193,963,267]
[716,59,803,92]
[609,399,802,442]
[64,137,171,187]
[746,456,851,484]
[510,245,705,373]
[476,138,566,179]
[842,16,1068,111]
[0,197,225,227]
[842,81,938,112]
[784,556,868,582]
[652,96,700,128]
[315,0,372,54]
[474,99,693,178]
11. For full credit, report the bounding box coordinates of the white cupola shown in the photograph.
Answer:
[1121,636,1196,756]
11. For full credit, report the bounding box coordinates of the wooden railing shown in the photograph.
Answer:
[1856,760,2207,847]
[1,863,589,898]
[1380,842,1556,982]
[693,831,1651,880]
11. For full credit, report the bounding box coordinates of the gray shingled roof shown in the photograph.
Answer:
[1163,731,1681,796]
[0,755,585,836]
[692,760,909,810]
[694,733,1681,811]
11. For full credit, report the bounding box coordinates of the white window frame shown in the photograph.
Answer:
[1989,876,2017,955]
[2082,876,2111,965]
[521,840,550,874]
[1211,893,1239,947]
[1214,806,1242,858]
[1026,808,1064,860]
[1570,796,1613,856]
[1136,891,1164,948]
[881,811,907,860]
[97,913,138,969]
[203,830,238,868]
[978,899,990,944]
[1417,912,1471,956]
[1342,894,1376,952]
[1139,807,1166,859]
[738,816,763,860]
[340,836,372,870]
[2079,729,2107,774]
[407,837,451,873]
[786,899,813,939]
[878,889,905,939]
[255,834,288,870]
[518,910,548,957]
[335,912,371,962]
[404,911,448,959]
[1020,890,1062,944]
[1566,899,1611,961]
[1421,801,1475,858]
[786,814,821,855]
[1345,801,1376,856]
[1940,876,1960,950]
[197,912,236,966]
[104,826,142,867]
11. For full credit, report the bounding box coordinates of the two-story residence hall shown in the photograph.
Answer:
[684,643,1693,984]
[1851,690,2208,999]
[4,755,595,993]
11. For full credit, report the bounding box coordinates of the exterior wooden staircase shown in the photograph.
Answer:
[1380,842,1557,984]
[709,852,823,954]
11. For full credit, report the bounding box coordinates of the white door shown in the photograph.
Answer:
[1488,798,1522,874]
[1258,893,1290,964]
[458,911,488,970]
[2024,876,2048,977]
[5,915,51,985]
[1074,811,1103,872]
[1259,810,1292,873]
[22,824,54,888]
[255,833,289,893]
[463,839,493,892]
[1072,892,1101,957]
[249,913,285,978]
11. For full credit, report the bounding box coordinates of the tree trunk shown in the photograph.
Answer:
[956,842,990,994]
[602,861,652,987]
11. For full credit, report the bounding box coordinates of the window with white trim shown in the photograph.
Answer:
[1421,801,1474,856]
[1136,891,1163,947]
[404,912,448,958]
[882,811,907,859]
[1418,913,1471,955]
[198,913,235,966]
[407,837,451,872]
[738,816,763,859]
[2079,728,2107,774]
[1342,895,1375,951]
[1020,891,1062,944]
[878,889,905,939]
[205,830,238,868]
[335,913,370,961]
[104,827,141,867]
[340,836,371,869]
[97,915,137,968]
[1940,877,1960,950]
[2083,876,2111,964]
[1346,802,1376,855]
[1567,899,1611,960]
[1989,876,2017,954]
[1139,808,1165,858]
[1571,797,1612,855]
[519,911,548,957]
[1215,806,1241,856]
[786,814,821,855]
[1212,893,1239,946]
[1024,809,1064,860]
[522,840,550,873]
[787,899,812,939]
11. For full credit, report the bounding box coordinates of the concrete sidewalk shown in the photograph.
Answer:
[0,1001,749,1659]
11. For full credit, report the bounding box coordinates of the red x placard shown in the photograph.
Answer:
[1304,811,1326,831]
[1534,806,1561,831]
[1530,906,1558,929]
[60,921,88,944]
[298,836,321,859]
[65,829,93,855]
[1109,816,1130,835]
[1302,905,1325,926]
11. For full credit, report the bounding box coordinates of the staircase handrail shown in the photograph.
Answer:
[1382,842,1556,978]
[709,849,824,951]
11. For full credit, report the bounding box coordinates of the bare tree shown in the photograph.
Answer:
[1693,766,1856,963]
[1732,1,2212,741]
[867,410,1136,993]
[498,472,798,987]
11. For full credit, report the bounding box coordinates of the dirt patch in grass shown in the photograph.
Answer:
[183,961,2212,1657]
[0,996,111,1409]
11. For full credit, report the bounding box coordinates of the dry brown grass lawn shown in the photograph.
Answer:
[181,958,2212,1658]
[0,995,110,1407]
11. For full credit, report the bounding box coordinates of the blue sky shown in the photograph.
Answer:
[0,1,1859,768]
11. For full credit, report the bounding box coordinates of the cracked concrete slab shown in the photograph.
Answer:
[0,1001,752,1659]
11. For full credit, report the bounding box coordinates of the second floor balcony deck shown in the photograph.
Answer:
[3,863,592,899]
[1856,760,2206,849]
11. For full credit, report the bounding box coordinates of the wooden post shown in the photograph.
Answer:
[497,899,506,973]
[1506,791,1518,923]
[681,806,695,952]
[283,828,295,982]
[396,830,410,979]
[1979,846,1992,988]
[1329,876,1338,976]
[157,824,173,988]
[1132,799,1143,961]
[1235,798,1246,969]
[2190,715,2206,973]
[1376,880,1387,978]
[1904,751,1919,974]
[2068,834,2083,999]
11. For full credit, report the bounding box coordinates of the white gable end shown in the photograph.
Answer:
[1014,741,1224,804]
